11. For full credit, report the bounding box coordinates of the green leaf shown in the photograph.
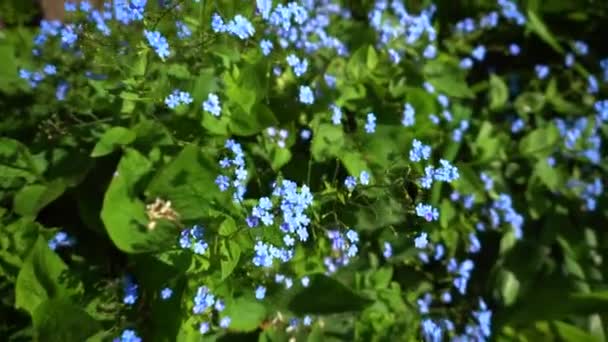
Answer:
[514,92,545,115]
[223,296,267,332]
[229,102,278,136]
[91,127,136,157]
[498,270,520,306]
[146,144,229,222]
[269,146,292,171]
[32,298,101,342]
[219,239,241,280]
[101,149,174,253]
[366,45,378,70]
[489,74,509,110]
[288,274,373,314]
[497,285,608,326]
[311,124,346,162]
[0,42,17,88]
[423,56,474,98]
[546,321,600,342]
[0,217,41,279]
[526,10,564,53]
[519,125,559,157]
[13,180,67,217]
[473,121,503,163]
[0,138,44,190]
[167,63,191,79]
[224,63,266,115]
[15,237,82,315]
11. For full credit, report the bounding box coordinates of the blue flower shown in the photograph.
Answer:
[414,232,428,249]
[574,40,588,55]
[220,317,231,328]
[388,49,401,64]
[423,45,437,59]
[480,172,493,191]
[193,286,215,314]
[48,231,75,250]
[56,82,69,101]
[176,21,192,39]
[324,74,336,88]
[299,86,314,104]
[402,103,415,127]
[255,286,266,300]
[409,139,431,162]
[535,64,550,79]
[199,322,210,334]
[122,276,138,305]
[437,94,449,108]
[460,57,473,69]
[468,233,481,253]
[365,113,377,133]
[420,166,435,189]
[416,203,439,222]
[422,319,443,342]
[214,299,225,312]
[498,0,526,25]
[211,13,226,32]
[588,75,599,94]
[509,43,520,55]
[383,242,392,258]
[344,176,357,191]
[301,276,310,287]
[287,54,308,77]
[43,64,57,75]
[511,118,525,133]
[359,171,370,185]
[114,0,146,24]
[480,11,499,28]
[65,2,77,11]
[226,15,255,39]
[116,329,142,342]
[331,104,342,125]
[161,287,173,300]
[471,45,486,61]
[257,0,273,19]
[144,30,170,60]
[433,159,459,183]
[165,89,193,109]
[423,82,435,93]
[203,93,221,116]
[60,25,78,47]
[260,39,273,55]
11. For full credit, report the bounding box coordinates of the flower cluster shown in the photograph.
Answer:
[192,286,231,333]
[286,54,308,77]
[344,171,371,192]
[266,127,289,148]
[215,140,247,203]
[164,89,193,109]
[202,93,221,117]
[409,139,432,162]
[179,225,209,255]
[212,14,255,40]
[324,229,359,274]
[144,30,170,60]
[249,180,314,267]
[416,203,439,222]
[48,231,75,250]
[122,275,138,305]
[419,159,460,189]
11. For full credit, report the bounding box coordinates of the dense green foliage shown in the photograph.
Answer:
[1,0,608,341]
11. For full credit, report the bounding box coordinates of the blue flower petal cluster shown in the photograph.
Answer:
[215,140,247,203]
